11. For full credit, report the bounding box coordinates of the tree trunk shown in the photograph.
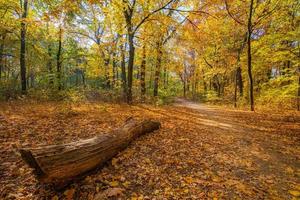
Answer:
[46,23,53,86]
[20,0,28,94]
[237,66,243,96]
[127,33,135,103]
[82,72,86,87]
[153,42,162,97]
[29,72,34,88]
[163,66,167,89]
[19,118,160,186]
[234,69,238,108]
[112,52,117,88]
[149,65,153,90]
[140,44,146,101]
[120,43,127,102]
[56,27,62,90]
[192,72,198,98]
[247,0,254,111]
[0,35,4,80]
[183,80,186,98]
[104,55,110,89]
[297,73,300,111]
[48,44,53,86]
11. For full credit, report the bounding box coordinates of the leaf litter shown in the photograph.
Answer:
[0,100,299,199]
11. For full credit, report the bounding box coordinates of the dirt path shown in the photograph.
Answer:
[0,101,299,199]
[172,98,300,199]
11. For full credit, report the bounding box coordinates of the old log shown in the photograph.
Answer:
[19,118,160,185]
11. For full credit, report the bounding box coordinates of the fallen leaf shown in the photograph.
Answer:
[289,190,300,197]
[123,181,131,187]
[109,181,119,187]
[64,188,75,200]
[185,176,194,184]
[112,158,118,167]
[286,167,294,174]
[51,195,59,200]
[107,188,124,197]
[94,187,124,199]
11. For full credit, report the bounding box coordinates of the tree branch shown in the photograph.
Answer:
[203,57,213,68]
[133,0,176,34]
[224,0,245,26]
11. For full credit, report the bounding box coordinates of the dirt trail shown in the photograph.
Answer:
[171,98,300,198]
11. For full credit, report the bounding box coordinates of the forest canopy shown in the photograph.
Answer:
[0,0,299,111]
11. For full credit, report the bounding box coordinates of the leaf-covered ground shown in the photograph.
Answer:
[0,100,299,199]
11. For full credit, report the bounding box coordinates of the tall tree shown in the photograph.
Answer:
[140,43,146,100]
[247,0,254,111]
[20,0,28,94]
[56,26,62,90]
[153,40,163,97]
[225,0,279,111]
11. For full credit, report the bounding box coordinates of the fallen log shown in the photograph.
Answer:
[19,118,160,185]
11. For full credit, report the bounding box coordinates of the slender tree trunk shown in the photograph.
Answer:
[166,71,169,86]
[104,55,110,89]
[120,43,127,101]
[112,52,117,88]
[183,80,186,98]
[116,65,119,87]
[82,72,85,87]
[217,80,221,97]
[149,65,153,89]
[203,80,207,92]
[297,73,300,111]
[56,26,62,90]
[237,66,243,96]
[127,33,135,103]
[140,44,146,101]
[20,0,28,94]
[153,42,162,97]
[234,69,238,108]
[123,7,134,104]
[48,44,53,85]
[46,23,53,85]
[193,72,198,98]
[247,0,254,111]
[203,82,207,92]
[6,57,9,80]
[0,35,4,80]
[187,79,190,94]
[163,66,167,89]
[30,73,34,88]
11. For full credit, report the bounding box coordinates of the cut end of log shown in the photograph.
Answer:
[19,149,45,177]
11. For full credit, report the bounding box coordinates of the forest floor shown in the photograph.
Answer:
[0,99,299,200]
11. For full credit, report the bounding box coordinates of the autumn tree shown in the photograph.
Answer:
[225,0,280,111]
[20,0,28,93]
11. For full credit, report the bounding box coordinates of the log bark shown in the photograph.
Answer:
[19,118,160,185]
